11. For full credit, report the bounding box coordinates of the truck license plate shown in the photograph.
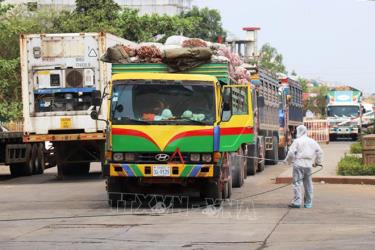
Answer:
[60,118,72,129]
[153,166,170,177]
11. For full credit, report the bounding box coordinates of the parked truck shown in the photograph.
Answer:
[326,86,363,141]
[91,62,256,205]
[244,69,303,176]
[15,32,131,177]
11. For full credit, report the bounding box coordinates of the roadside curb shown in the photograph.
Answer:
[275,176,375,185]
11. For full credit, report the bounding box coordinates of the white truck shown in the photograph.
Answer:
[326,86,363,141]
[19,32,131,177]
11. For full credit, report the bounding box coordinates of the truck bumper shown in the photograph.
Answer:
[109,163,217,178]
[330,127,358,136]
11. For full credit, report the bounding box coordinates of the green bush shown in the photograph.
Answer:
[337,155,375,176]
[350,142,363,154]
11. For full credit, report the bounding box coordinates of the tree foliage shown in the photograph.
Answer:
[258,43,286,74]
[181,6,226,42]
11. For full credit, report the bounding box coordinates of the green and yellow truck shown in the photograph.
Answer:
[91,63,258,205]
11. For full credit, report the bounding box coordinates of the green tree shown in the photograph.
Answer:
[75,0,120,21]
[181,6,226,41]
[258,43,286,74]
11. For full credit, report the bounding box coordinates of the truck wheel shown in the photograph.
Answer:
[201,180,222,205]
[31,144,39,175]
[246,144,258,176]
[278,146,287,161]
[107,177,124,208]
[231,152,244,188]
[227,176,232,199]
[22,144,33,176]
[258,140,266,172]
[9,164,24,177]
[266,136,279,165]
[35,143,45,175]
[351,135,358,141]
[241,147,247,180]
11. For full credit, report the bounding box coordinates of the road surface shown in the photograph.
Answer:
[0,141,374,250]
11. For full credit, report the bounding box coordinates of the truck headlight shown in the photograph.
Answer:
[190,153,200,162]
[113,153,124,161]
[202,154,212,163]
[124,153,135,161]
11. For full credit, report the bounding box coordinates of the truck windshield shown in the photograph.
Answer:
[327,106,359,117]
[111,80,215,125]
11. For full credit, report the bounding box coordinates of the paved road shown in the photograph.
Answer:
[0,142,374,250]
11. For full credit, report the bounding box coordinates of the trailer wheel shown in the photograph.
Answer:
[246,144,258,176]
[21,144,33,176]
[35,143,45,175]
[231,152,244,188]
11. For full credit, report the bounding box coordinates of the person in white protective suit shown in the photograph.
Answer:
[285,125,323,208]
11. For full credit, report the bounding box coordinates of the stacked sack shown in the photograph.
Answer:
[101,35,252,84]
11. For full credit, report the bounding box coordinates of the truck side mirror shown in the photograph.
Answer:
[90,110,99,120]
[92,90,102,107]
[258,96,265,108]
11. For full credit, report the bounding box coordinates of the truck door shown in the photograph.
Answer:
[219,85,254,152]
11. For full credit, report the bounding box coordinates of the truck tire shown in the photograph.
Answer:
[107,177,124,208]
[278,146,287,161]
[21,144,33,176]
[246,144,258,176]
[31,144,39,174]
[201,180,223,205]
[9,164,24,177]
[241,147,247,180]
[35,143,45,175]
[227,176,232,198]
[231,152,244,188]
[258,140,266,172]
[266,136,279,165]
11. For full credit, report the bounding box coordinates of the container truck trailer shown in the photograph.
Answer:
[18,32,132,177]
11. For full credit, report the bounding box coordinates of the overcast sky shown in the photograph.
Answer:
[194,0,375,93]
